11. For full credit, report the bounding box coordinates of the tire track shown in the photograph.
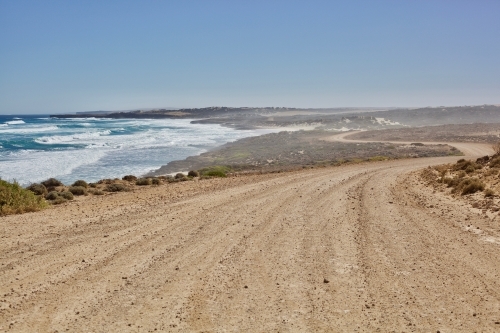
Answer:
[1,145,499,332]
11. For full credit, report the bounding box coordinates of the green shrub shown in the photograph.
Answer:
[136,178,152,186]
[59,191,74,200]
[105,183,129,192]
[51,197,67,205]
[26,183,48,196]
[89,183,97,188]
[199,166,231,178]
[188,170,200,177]
[122,175,137,182]
[42,178,63,187]
[68,186,87,196]
[204,170,226,178]
[72,180,88,188]
[45,191,59,200]
[151,178,161,185]
[0,179,47,216]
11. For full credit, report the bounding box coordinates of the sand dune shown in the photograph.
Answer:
[1,141,500,332]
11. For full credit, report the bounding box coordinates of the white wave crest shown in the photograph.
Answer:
[0,125,59,134]
[35,130,112,144]
[4,120,25,125]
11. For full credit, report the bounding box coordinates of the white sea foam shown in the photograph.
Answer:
[0,148,108,185]
[4,120,25,125]
[35,130,112,144]
[1,117,278,185]
[0,125,59,134]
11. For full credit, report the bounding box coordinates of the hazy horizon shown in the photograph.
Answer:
[1,1,499,114]
[4,104,500,116]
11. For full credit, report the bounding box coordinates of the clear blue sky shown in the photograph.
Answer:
[1,0,499,114]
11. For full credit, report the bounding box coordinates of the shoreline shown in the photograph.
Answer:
[143,123,322,177]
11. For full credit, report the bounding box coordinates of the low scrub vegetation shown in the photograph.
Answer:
[456,179,485,195]
[69,186,87,196]
[45,190,74,202]
[104,183,130,192]
[199,166,232,178]
[72,180,88,188]
[136,178,152,186]
[122,175,137,182]
[26,183,48,196]
[45,191,59,200]
[421,154,500,213]
[0,179,48,216]
[60,191,74,200]
[188,170,200,177]
[484,188,495,197]
[175,173,188,181]
[88,189,104,195]
[42,178,64,187]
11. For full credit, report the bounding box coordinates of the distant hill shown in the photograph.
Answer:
[51,105,500,130]
[370,105,500,126]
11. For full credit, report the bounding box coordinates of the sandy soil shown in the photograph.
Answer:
[1,140,500,332]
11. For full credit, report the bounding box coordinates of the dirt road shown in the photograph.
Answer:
[1,141,500,332]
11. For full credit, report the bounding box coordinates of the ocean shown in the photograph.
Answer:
[0,115,272,186]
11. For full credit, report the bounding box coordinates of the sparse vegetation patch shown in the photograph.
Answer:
[136,178,152,186]
[42,178,64,187]
[104,183,130,192]
[122,175,138,182]
[421,153,500,213]
[149,130,460,176]
[188,170,200,177]
[0,179,48,216]
[199,166,231,178]
[69,186,87,196]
